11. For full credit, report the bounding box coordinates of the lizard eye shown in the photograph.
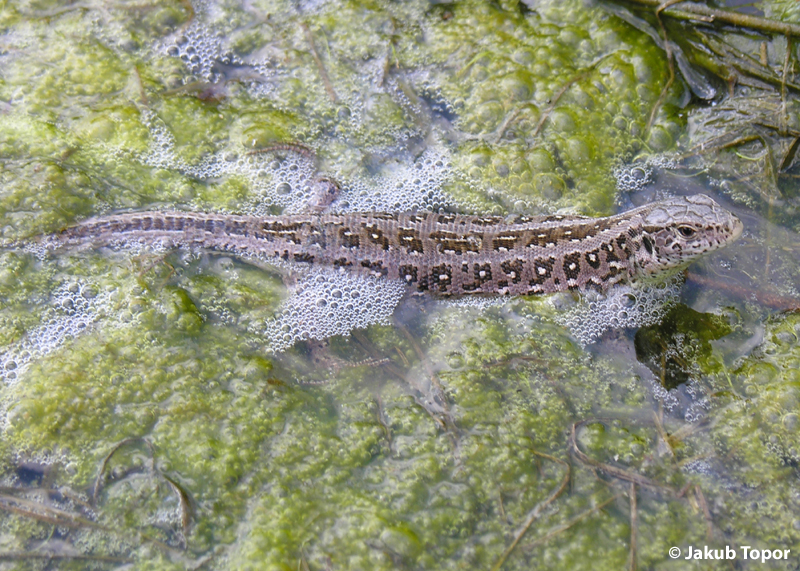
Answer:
[677,225,696,238]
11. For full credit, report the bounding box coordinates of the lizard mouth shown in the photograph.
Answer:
[729,216,744,242]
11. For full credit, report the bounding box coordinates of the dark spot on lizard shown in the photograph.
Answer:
[584,249,601,269]
[563,252,582,281]
[340,228,361,249]
[529,256,555,286]
[399,265,418,283]
[500,259,524,284]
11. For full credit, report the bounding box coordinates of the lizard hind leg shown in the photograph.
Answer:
[305,176,342,213]
[245,142,340,213]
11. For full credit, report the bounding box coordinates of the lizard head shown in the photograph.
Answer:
[636,194,743,274]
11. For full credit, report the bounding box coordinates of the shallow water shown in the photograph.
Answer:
[1,0,800,569]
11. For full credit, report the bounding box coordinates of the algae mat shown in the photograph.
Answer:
[1,0,800,569]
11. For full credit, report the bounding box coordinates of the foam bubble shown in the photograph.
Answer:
[165,21,226,83]
[139,110,183,171]
[332,147,455,213]
[0,281,115,386]
[614,155,679,194]
[136,109,456,215]
[553,273,684,346]
[681,458,713,476]
[261,267,406,352]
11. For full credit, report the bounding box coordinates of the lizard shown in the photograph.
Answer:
[29,194,743,296]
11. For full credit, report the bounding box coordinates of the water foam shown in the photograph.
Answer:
[614,155,679,195]
[137,110,455,215]
[552,273,684,346]
[0,281,115,386]
[261,267,406,352]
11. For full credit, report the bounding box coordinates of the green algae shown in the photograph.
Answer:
[424,2,679,214]
[635,306,734,389]
[1,0,800,569]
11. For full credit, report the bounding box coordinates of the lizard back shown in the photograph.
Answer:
[48,195,743,296]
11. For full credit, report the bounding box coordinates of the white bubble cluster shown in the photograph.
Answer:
[137,110,456,215]
[683,392,712,423]
[614,163,653,194]
[553,273,684,346]
[240,145,455,215]
[165,21,226,83]
[645,375,681,413]
[681,458,713,476]
[333,147,454,213]
[158,0,253,85]
[644,346,711,422]
[159,12,284,100]
[614,155,679,194]
[243,153,333,215]
[139,110,182,170]
[441,295,509,311]
[644,374,711,422]
[0,282,113,385]
[262,268,406,352]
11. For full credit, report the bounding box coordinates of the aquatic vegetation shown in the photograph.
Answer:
[0,0,799,569]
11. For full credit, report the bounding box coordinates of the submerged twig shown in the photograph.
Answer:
[394,320,458,432]
[162,474,194,539]
[491,451,570,571]
[646,4,676,135]
[523,493,622,552]
[693,484,714,542]
[652,409,675,458]
[93,437,154,504]
[456,50,494,81]
[373,395,394,452]
[0,493,103,530]
[22,2,94,18]
[132,65,149,106]
[702,35,800,93]
[686,133,761,157]
[629,482,638,571]
[781,36,792,132]
[758,135,782,200]
[351,330,406,381]
[494,106,523,143]
[685,271,800,312]
[301,22,338,104]
[779,136,800,172]
[0,492,181,556]
[625,0,800,36]
[570,420,677,495]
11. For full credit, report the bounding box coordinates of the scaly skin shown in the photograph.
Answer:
[41,194,743,295]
